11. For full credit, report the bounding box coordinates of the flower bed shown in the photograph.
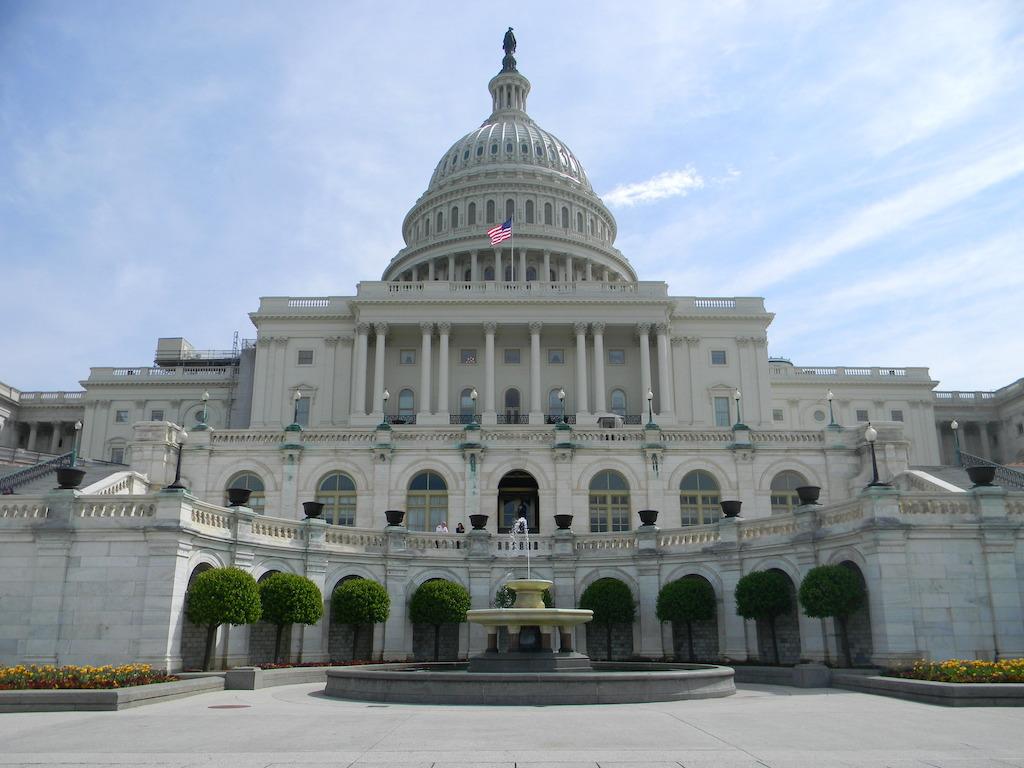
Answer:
[0,664,177,690]
[888,659,1024,683]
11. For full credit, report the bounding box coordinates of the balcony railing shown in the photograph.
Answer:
[497,413,529,425]
[770,365,932,381]
[544,414,576,425]
[384,414,417,425]
[449,414,480,425]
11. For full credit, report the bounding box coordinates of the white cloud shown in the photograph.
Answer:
[602,167,705,207]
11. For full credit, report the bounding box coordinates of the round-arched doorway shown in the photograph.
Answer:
[497,470,539,532]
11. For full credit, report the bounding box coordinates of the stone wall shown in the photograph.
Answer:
[412,623,461,661]
[585,623,634,660]
[672,618,719,662]
[328,622,373,662]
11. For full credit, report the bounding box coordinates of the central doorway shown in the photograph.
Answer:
[497,470,539,532]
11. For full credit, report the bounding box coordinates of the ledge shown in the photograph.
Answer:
[0,676,224,712]
[833,672,1024,707]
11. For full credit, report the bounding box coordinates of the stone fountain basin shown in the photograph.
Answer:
[466,608,593,629]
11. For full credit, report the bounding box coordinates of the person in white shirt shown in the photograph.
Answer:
[435,521,448,533]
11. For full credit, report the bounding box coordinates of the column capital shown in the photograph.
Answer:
[670,336,683,347]
[436,321,451,334]
[323,336,341,346]
[736,336,751,347]
[655,322,670,335]
[528,321,543,335]
[419,321,434,334]
[684,335,700,347]
[636,322,652,336]
[373,322,389,337]
[573,321,589,335]
[273,336,289,346]
[591,321,606,335]
[338,335,354,346]
[482,321,498,335]
[257,336,273,347]
[355,322,371,335]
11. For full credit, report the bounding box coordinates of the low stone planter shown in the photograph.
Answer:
[384,509,405,526]
[55,467,86,490]
[302,501,324,518]
[553,513,573,530]
[225,665,333,690]
[833,672,1024,707]
[0,676,224,712]
[637,509,659,526]
[469,513,489,530]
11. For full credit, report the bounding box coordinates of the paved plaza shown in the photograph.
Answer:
[0,683,1023,767]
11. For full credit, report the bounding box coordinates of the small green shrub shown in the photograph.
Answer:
[656,578,716,662]
[579,578,635,661]
[735,570,792,665]
[798,565,865,667]
[258,573,324,665]
[185,567,261,670]
[409,580,471,661]
[332,578,391,661]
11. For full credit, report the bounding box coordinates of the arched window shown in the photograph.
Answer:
[476,145,483,157]
[486,200,495,224]
[505,199,514,221]
[490,143,498,155]
[544,202,553,225]
[317,472,356,526]
[505,141,513,153]
[770,470,808,514]
[504,388,521,421]
[407,471,448,531]
[484,265,495,280]
[398,388,415,417]
[561,206,569,228]
[226,472,265,514]
[610,389,627,417]
[588,470,630,532]
[435,211,443,231]
[468,202,477,225]
[589,218,595,234]
[679,470,720,526]
[424,218,430,237]
[548,388,564,420]
[525,200,534,223]
[526,266,537,281]
[451,206,459,228]
[576,212,584,232]
[460,387,477,420]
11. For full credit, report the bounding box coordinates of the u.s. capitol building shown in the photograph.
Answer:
[1,37,1022,672]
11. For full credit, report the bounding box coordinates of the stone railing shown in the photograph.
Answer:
[817,500,866,526]
[770,365,932,381]
[87,366,235,382]
[574,532,635,551]
[738,514,801,541]
[934,390,996,402]
[897,494,976,517]
[658,526,720,549]
[0,501,48,519]
[251,519,305,541]
[190,504,232,531]
[661,431,732,443]
[357,280,670,300]
[16,391,85,404]
[76,498,156,518]
[324,528,386,550]
[495,537,551,554]
[749,431,824,444]
[406,533,467,551]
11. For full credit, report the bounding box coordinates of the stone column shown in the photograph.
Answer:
[352,322,369,415]
[437,322,450,416]
[49,422,62,454]
[447,254,455,281]
[574,321,589,415]
[543,250,551,282]
[637,323,652,408]
[592,322,606,413]
[371,322,388,416]
[494,248,502,282]
[636,561,664,658]
[27,422,38,452]
[471,250,479,281]
[656,323,673,415]
[322,336,339,425]
[529,321,543,422]
[519,248,527,282]
[483,321,497,418]
[427,259,435,281]
[585,260,593,281]
[565,254,573,282]
[979,422,991,459]
[419,322,433,417]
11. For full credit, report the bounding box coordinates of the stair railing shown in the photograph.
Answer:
[959,451,1024,490]
[0,452,74,494]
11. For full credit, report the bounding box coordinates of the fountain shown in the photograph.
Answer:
[324,516,735,704]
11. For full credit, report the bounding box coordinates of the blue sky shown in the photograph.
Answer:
[2,0,1022,392]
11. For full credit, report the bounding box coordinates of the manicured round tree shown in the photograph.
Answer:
[258,573,324,665]
[409,579,471,661]
[734,570,792,665]
[579,578,635,661]
[798,565,866,668]
[332,578,391,661]
[185,567,261,671]
[656,577,716,662]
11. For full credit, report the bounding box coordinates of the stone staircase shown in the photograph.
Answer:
[0,457,126,495]
[908,466,974,490]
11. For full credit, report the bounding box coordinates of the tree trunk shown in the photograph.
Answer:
[203,624,217,671]
[274,623,284,665]
[769,616,780,664]
[686,620,695,662]
[433,624,440,662]
[351,624,359,662]
[838,615,852,668]
[605,623,613,661]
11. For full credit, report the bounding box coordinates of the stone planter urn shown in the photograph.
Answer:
[469,514,489,530]
[637,509,659,526]
[796,486,821,505]
[384,509,405,527]
[553,513,574,530]
[302,501,324,519]
[720,500,742,518]
[55,467,86,490]
[966,465,997,487]
[227,487,252,507]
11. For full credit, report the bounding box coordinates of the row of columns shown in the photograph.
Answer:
[399,248,620,284]
[350,321,674,419]
[18,421,76,454]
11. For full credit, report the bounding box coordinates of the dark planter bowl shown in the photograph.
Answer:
[55,467,86,490]
[966,465,997,487]
[637,509,659,526]
[227,487,252,507]
[553,513,574,530]
[795,486,821,505]
[469,514,489,531]
[384,509,405,527]
[720,500,743,518]
[302,501,324,519]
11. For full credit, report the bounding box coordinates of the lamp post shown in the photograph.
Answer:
[864,422,888,487]
[646,387,655,427]
[827,390,837,427]
[951,419,961,466]
[470,387,478,424]
[165,429,189,491]
[379,388,390,428]
[558,388,566,424]
[71,420,83,467]
[733,389,748,429]
[200,391,209,424]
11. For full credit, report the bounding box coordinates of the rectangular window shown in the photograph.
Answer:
[856,409,869,422]
[714,397,731,427]
[548,348,565,364]
[297,350,314,365]
[711,350,727,365]
[503,348,521,364]
[608,349,625,365]
[400,349,416,365]
[460,348,477,364]
[772,408,784,422]
[114,410,129,423]
[110,447,125,464]
[150,409,164,422]
[891,409,904,422]
[295,396,311,427]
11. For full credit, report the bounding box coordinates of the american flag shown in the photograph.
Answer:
[487,217,512,246]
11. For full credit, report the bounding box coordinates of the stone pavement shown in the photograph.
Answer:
[0,683,1023,767]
